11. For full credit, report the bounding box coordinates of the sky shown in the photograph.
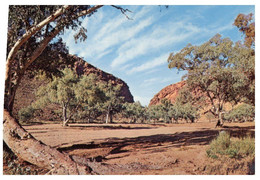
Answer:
[60,5,254,106]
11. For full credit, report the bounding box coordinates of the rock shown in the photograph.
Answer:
[149,81,186,106]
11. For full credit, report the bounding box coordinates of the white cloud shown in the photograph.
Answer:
[79,6,156,60]
[77,17,154,62]
[127,53,169,74]
[111,20,201,70]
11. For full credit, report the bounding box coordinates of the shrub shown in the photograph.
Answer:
[18,106,36,122]
[207,131,255,159]
[231,136,255,157]
[224,103,255,122]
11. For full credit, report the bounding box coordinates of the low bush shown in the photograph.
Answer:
[18,105,36,122]
[207,131,255,159]
[224,103,255,122]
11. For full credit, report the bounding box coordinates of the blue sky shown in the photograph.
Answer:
[61,5,254,106]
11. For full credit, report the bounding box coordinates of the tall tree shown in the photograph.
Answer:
[101,82,124,124]
[168,34,254,127]
[74,73,106,123]
[33,68,79,126]
[147,104,163,124]
[4,5,133,174]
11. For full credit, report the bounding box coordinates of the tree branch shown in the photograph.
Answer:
[76,5,103,17]
[111,5,133,20]
[5,5,71,81]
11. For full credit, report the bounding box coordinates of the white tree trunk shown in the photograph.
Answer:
[3,110,89,174]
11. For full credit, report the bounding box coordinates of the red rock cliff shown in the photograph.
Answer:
[149,81,186,106]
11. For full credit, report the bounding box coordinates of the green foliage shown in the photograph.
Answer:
[207,131,255,159]
[224,103,255,122]
[18,105,35,122]
[147,96,199,124]
[176,102,199,123]
[36,68,78,106]
[122,101,145,123]
[32,68,79,125]
[100,81,125,123]
[74,73,106,121]
[168,33,255,119]
[147,104,163,123]
[25,68,126,124]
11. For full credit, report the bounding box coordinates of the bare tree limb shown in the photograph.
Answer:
[111,5,133,20]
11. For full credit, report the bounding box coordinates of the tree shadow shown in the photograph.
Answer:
[58,125,255,162]
[68,124,156,130]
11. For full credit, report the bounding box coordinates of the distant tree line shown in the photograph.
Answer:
[19,67,200,126]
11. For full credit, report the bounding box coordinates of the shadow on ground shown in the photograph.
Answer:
[58,125,254,162]
[68,124,157,130]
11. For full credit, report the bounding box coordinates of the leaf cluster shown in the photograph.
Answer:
[233,13,255,48]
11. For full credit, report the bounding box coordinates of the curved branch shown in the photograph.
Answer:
[5,5,71,81]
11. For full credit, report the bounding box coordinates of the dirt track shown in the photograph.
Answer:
[23,122,255,175]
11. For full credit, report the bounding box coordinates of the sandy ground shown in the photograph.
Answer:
[23,121,255,175]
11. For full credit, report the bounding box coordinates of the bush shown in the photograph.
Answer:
[224,103,255,122]
[18,106,36,122]
[207,131,255,159]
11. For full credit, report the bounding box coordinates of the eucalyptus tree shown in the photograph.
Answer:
[173,87,199,123]
[4,5,133,174]
[232,13,255,106]
[5,5,103,113]
[224,103,255,122]
[33,68,79,126]
[74,73,106,123]
[100,81,125,124]
[122,101,145,123]
[168,34,254,127]
[160,98,173,123]
[147,104,163,124]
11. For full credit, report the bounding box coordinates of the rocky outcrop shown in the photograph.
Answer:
[149,81,186,106]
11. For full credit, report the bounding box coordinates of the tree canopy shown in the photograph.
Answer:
[168,33,255,126]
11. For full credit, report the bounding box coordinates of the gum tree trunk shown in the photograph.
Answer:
[3,110,90,174]
[62,103,70,127]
